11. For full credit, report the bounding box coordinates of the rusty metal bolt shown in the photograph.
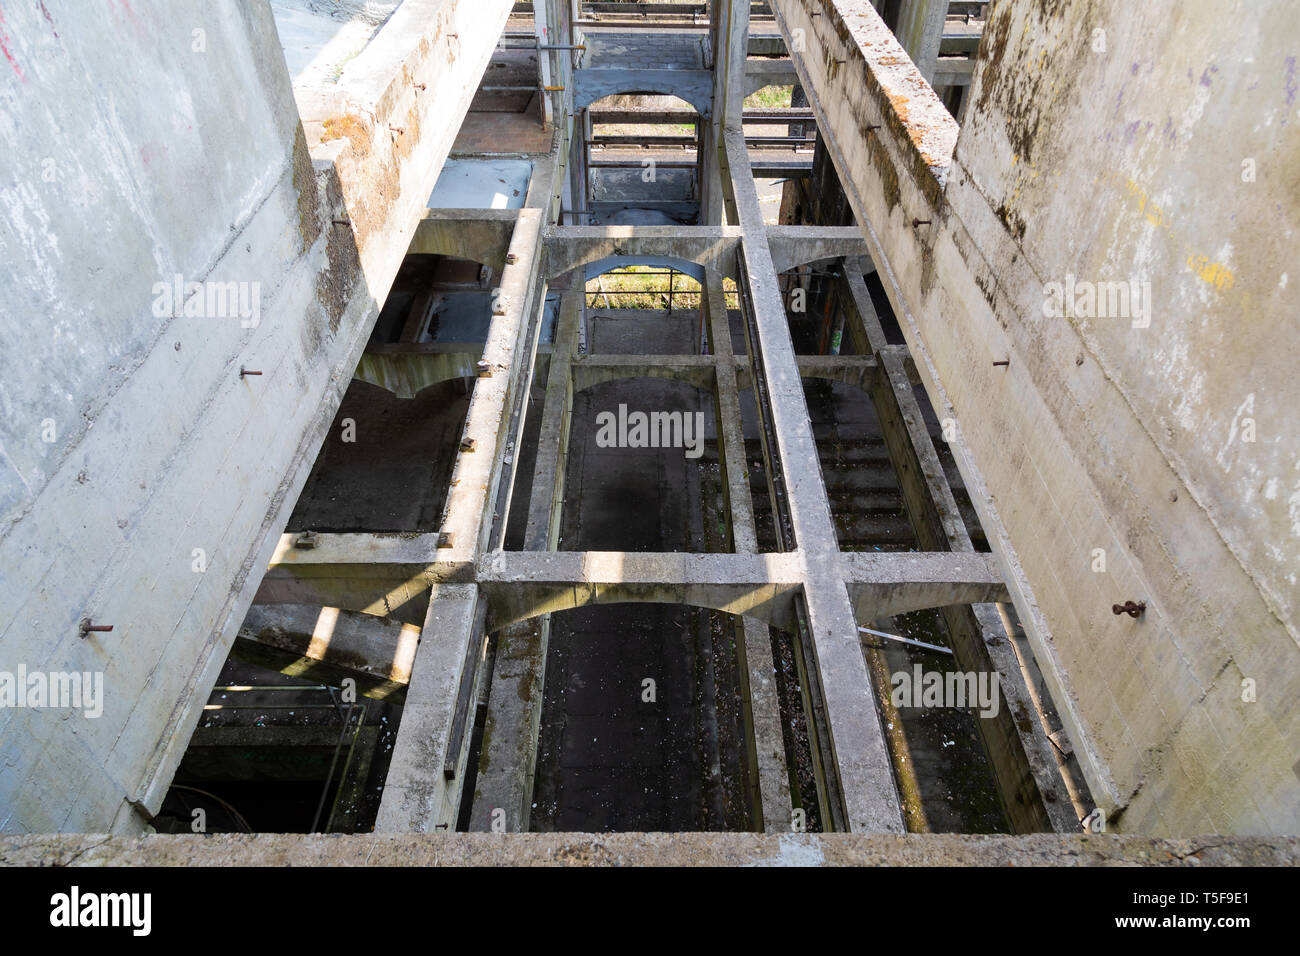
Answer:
[912,218,932,228]
[80,620,114,639]
[476,360,493,377]
[460,437,476,453]
[240,367,262,378]
[993,359,1010,367]
[1112,601,1146,619]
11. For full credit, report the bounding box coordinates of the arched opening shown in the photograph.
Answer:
[581,93,705,225]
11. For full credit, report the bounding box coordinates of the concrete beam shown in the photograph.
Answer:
[437,209,546,562]
[932,57,975,87]
[541,225,742,280]
[841,550,1008,619]
[408,210,518,270]
[375,584,485,832]
[573,68,715,117]
[570,354,717,394]
[232,604,420,702]
[8,832,1298,867]
[794,355,879,392]
[478,550,806,629]
[767,226,871,274]
[353,349,482,399]
[523,291,582,551]
[724,125,904,832]
[744,58,801,96]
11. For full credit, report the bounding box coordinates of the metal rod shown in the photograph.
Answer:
[211,684,333,692]
[858,626,954,656]
[311,699,356,833]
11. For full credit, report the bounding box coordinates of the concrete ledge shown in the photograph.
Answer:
[2,833,1294,867]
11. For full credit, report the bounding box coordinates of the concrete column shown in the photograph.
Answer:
[535,0,554,126]
[894,0,948,84]
[702,0,749,224]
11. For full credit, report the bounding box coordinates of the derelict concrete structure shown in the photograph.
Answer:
[0,0,1295,862]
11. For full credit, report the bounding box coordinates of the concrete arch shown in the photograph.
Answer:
[481,588,799,634]
[353,348,481,399]
[574,70,714,118]
[768,245,873,276]
[788,358,877,393]
[584,255,706,286]
[544,237,738,282]
[570,363,717,395]
[408,212,515,271]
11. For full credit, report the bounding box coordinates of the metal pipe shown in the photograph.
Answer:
[857,626,954,656]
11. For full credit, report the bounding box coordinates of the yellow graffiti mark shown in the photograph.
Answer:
[1186,255,1235,291]
[1098,169,1236,290]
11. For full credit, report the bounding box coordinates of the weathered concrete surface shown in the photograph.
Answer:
[374,583,483,832]
[767,226,870,274]
[233,604,419,700]
[2,832,1295,867]
[0,0,510,833]
[353,345,483,400]
[541,225,743,281]
[771,0,1300,833]
[726,126,904,833]
[893,0,947,84]
[574,69,716,118]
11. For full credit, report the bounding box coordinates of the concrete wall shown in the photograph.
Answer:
[948,0,1299,834]
[771,0,1298,834]
[0,0,510,832]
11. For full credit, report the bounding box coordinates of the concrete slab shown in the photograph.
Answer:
[429,159,534,210]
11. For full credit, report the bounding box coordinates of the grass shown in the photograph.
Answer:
[743,84,794,110]
[586,267,740,310]
[593,123,697,138]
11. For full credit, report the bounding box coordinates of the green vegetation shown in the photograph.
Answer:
[743,84,794,110]
[585,267,740,310]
